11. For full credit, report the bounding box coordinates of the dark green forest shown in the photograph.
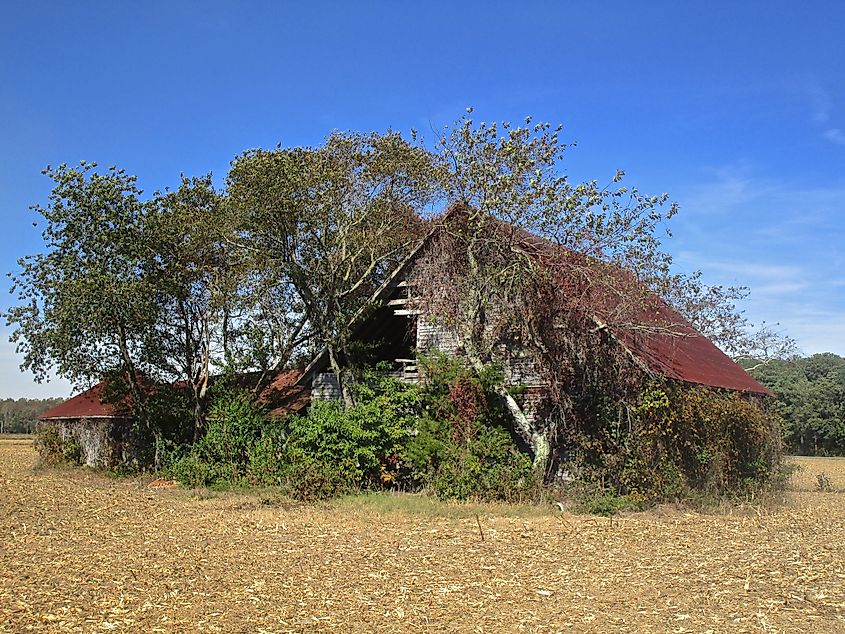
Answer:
[0,397,63,434]
[749,353,845,456]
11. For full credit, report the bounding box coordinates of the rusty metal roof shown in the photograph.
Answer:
[39,381,130,420]
[494,215,772,395]
[615,299,771,394]
[41,369,313,422]
[296,206,771,396]
[258,370,311,418]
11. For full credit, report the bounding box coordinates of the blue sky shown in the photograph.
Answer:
[1,1,843,398]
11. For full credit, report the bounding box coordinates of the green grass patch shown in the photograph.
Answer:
[332,491,554,519]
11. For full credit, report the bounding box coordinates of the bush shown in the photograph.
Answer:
[34,425,81,465]
[246,429,287,486]
[575,491,637,517]
[580,382,785,504]
[244,360,536,503]
[167,453,218,488]
[405,355,538,502]
[282,456,356,502]
[163,389,270,488]
[198,390,269,468]
[278,373,418,496]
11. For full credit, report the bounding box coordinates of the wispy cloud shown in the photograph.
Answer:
[677,255,845,355]
[672,168,845,356]
[776,308,845,356]
[808,81,832,123]
[681,165,758,215]
[678,256,808,298]
[824,128,845,146]
[805,81,845,147]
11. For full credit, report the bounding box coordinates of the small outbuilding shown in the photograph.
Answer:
[38,381,136,468]
[39,370,311,469]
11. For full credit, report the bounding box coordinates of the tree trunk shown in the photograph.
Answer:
[463,352,550,476]
[327,343,354,409]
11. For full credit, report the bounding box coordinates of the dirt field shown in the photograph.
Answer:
[2,438,844,633]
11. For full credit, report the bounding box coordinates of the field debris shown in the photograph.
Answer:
[147,479,179,490]
[2,438,845,633]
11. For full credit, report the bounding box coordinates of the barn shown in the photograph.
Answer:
[38,370,311,469]
[42,206,770,472]
[38,381,136,468]
[293,205,771,469]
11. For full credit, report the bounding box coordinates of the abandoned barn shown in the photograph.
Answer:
[38,370,310,468]
[37,381,136,468]
[41,207,769,470]
[295,210,770,431]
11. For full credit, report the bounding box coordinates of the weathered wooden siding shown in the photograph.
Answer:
[498,346,545,387]
[312,373,342,401]
[43,417,135,468]
[416,317,461,357]
[513,388,547,425]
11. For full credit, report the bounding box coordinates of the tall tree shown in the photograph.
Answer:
[228,131,436,406]
[6,163,156,413]
[143,175,311,435]
[411,113,682,471]
[142,175,236,439]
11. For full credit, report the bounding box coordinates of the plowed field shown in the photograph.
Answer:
[2,438,844,633]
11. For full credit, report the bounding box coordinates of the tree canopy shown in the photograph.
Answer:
[749,353,845,455]
[5,114,794,446]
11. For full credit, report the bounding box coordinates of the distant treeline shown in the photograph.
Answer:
[0,398,63,434]
[749,353,845,456]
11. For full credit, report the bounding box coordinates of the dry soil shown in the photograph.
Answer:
[2,438,844,633]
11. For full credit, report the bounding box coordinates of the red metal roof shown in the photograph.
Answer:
[39,381,130,420]
[258,370,311,418]
[439,208,772,396]
[616,300,771,395]
[42,370,312,422]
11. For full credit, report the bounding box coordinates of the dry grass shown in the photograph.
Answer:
[787,456,845,493]
[2,439,844,633]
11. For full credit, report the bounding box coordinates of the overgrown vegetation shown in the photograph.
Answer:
[160,358,540,503]
[153,356,783,512]
[600,383,782,503]
[33,425,81,465]
[7,112,792,511]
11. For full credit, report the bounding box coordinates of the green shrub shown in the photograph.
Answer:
[404,355,537,502]
[163,389,270,488]
[576,491,636,517]
[246,429,287,486]
[579,382,785,504]
[283,373,416,491]
[424,425,536,502]
[167,453,217,488]
[282,455,357,501]
[34,426,82,465]
[198,390,269,468]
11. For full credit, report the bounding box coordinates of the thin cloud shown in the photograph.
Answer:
[824,128,845,146]
[682,174,758,215]
[672,168,845,357]
[808,82,832,123]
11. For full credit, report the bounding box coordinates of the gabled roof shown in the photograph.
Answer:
[615,299,770,394]
[41,369,312,422]
[299,204,770,396]
[39,381,130,420]
[504,219,771,395]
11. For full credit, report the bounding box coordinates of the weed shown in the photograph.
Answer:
[816,472,834,492]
